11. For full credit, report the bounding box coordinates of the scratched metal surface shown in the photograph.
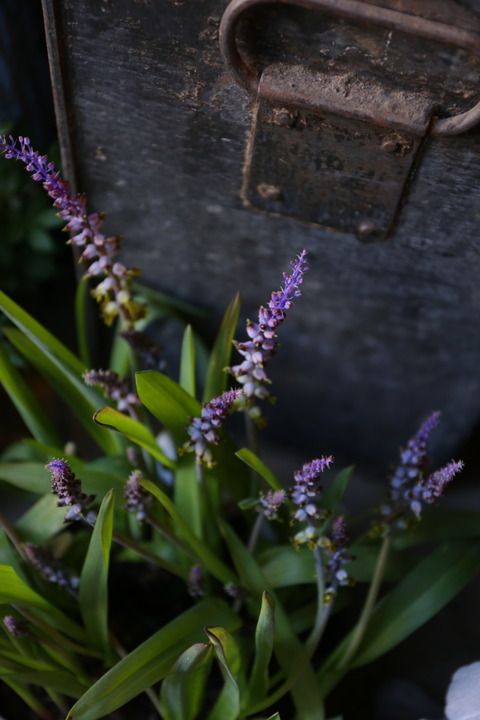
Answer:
[41,0,480,472]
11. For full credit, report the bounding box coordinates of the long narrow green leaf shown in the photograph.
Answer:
[93,406,175,468]
[218,521,324,719]
[174,454,203,539]
[0,668,86,697]
[74,276,92,368]
[179,325,196,397]
[3,327,121,455]
[203,293,240,402]
[134,282,209,321]
[0,565,85,642]
[235,449,281,491]
[0,288,84,374]
[66,599,241,720]
[318,540,480,693]
[259,546,315,588]
[205,627,240,720]
[15,495,66,544]
[140,478,236,585]
[136,370,201,444]
[161,643,213,720]
[79,490,115,658]
[0,341,61,445]
[322,466,354,512]
[2,676,53,720]
[246,592,276,706]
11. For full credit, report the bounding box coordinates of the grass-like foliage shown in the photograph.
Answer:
[0,135,478,720]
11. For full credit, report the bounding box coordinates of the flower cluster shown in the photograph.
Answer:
[227,250,308,405]
[187,565,204,598]
[124,470,152,521]
[3,616,30,638]
[83,369,139,413]
[320,516,355,601]
[45,458,95,522]
[377,412,464,531]
[258,489,287,520]
[23,543,78,590]
[291,456,334,548]
[0,135,146,328]
[120,329,163,369]
[181,389,242,468]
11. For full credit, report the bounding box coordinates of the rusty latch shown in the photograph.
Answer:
[220,0,480,240]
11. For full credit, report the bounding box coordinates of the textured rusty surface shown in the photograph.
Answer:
[41,0,480,472]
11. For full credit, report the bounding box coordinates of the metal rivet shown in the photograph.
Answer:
[273,108,297,127]
[381,138,398,154]
[257,183,282,201]
[357,220,378,240]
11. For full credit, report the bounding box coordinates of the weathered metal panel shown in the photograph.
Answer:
[41,0,480,471]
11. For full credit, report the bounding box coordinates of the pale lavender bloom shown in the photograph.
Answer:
[0,135,145,328]
[227,250,308,401]
[258,489,287,520]
[407,460,464,518]
[181,389,242,468]
[3,616,29,637]
[322,516,355,592]
[83,368,139,413]
[290,456,334,548]
[45,458,94,521]
[23,543,78,590]
[124,470,152,521]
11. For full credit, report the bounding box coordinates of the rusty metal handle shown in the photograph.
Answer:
[219,0,480,136]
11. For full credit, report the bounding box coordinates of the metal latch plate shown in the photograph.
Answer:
[243,95,424,240]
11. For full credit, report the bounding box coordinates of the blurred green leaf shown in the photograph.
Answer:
[93,405,175,468]
[136,370,200,445]
[260,546,315,588]
[205,627,240,720]
[66,598,241,720]
[247,592,276,706]
[3,326,121,455]
[15,495,66,544]
[203,293,240,402]
[179,325,196,397]
[235,449,281,491]
[322,466,354,512]
[80,489,115,658]
[0,667,86,697]
[161,642,213,720]
[75,276,92,368]
[0,340,61,446]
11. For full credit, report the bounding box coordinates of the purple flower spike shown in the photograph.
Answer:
[23,543,78,590]
[290,456,334,547]
[124,470,152,521]
[45,458,94,521]
[420,460,464,506]
[227,250,308,402]
[181,389,242,468]
[0,135,145,329]
[83,368,139,413]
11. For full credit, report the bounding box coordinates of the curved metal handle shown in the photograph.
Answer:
[219,0,480,136]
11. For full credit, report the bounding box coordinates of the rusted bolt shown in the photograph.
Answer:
[273,108,297,127]
[357,220,378,240]
[257,183,282,201]
[381,138,398,154]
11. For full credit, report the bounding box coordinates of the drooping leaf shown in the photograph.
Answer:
[66,599,241,720]
[247,592,276,706]
[79,489,115,658]
[93,405,175,468]
[235,449,281,491]
[205,627,240,720]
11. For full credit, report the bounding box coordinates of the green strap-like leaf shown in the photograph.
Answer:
[205,627,241,720]
[203,293,240,402]
[0,565,85,642]
[136,370,201,444]
[179,325,196,397]
[0,341,61,446]
[246,591,276,706]
[3,327,121,455]
[93,405,175,468]
[66,599,241,720]
[161,643,213,720]
[79,489,115,658]
[235,449,282,491]
[322,466,354,512]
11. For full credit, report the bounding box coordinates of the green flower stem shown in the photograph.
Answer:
[335,531,393,671]
[245,411,260,494]
[247,511,265,553]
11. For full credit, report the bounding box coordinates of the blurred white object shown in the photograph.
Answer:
[420,661,480,720]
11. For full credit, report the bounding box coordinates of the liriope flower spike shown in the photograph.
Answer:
[181,389,242,468]
[83,369,139,413]
[227,250,308,406]
[23,543,78,590]
[291,456,334,548]
[45,458,94,522]
[0,135,146,328]
[124,470,152,521]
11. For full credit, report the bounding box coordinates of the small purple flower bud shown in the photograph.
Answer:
[3,616,30,637]
[124,470,152,521]
[258,489,287,520]
[45,458,94,521]
[83,369,139,412]
[187,565,204,597]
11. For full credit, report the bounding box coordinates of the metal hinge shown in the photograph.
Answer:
[220,0,480,240]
